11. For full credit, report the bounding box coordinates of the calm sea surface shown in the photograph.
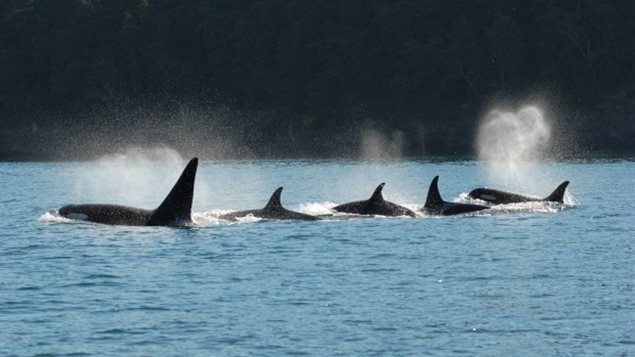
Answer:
[1,158,633,356]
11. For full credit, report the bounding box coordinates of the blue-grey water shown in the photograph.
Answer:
[1,158,633,356]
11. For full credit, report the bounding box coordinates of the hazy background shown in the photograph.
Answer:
[1,0,634,160]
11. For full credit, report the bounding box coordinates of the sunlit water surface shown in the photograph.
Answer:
[1,159,633,356]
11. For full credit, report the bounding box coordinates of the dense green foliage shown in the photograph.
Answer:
[1,0,634,158]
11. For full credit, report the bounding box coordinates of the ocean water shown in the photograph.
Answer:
[1,158,633,356]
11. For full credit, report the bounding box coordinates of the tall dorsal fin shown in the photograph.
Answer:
[149,158,198,225]
[424,176,444,208]
[369,183,386,203]
[264,187,284,210]
[545,181,569,203]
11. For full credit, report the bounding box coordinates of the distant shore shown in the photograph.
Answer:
[1,112,633,162]
[2,91,634,162]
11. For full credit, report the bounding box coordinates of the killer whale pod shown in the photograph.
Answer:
[56,156,571,225]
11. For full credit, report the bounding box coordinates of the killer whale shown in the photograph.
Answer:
[333,183,416,217]
[421,176,489,216]
[58,158,198,226]
[468,181,569,204]
[219,187,319,221]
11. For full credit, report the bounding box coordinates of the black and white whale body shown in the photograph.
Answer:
[421,176,489,216]
[58,158,198,226]
[468,181,569,205]
[333,183,416,217]
[219,187,319,221]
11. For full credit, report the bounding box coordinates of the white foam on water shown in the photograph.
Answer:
[38,210,72,224]
[402,203,422,213]
[193,209,263,226]
[294,201,337,216]
[194,209,232,225]
[234,215,264,223]
[489,201,565,214]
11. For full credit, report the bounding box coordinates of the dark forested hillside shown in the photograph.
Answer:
[1,0,634,159]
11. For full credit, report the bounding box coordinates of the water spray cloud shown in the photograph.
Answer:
[477,105,551,185]
[72,146,209,209]
[97,146,184,165]
[359,128,404,160]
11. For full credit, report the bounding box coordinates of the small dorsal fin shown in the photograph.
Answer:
[369,183,386,203]
[264,187,284,210]
[545,181,569,203]
[149,158,198,225]
[424,176,444,208]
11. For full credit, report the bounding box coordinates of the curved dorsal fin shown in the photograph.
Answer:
[545,181,569,203]
[424,176,444,208]
[264,187,284,210]
[369,183,386,203]
[150,158,198,225]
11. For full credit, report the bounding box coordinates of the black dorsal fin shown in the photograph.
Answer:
[424,176,444,208]
[545,181,569,203]
[369,183,386,203]
[264,187,284,210]
[149,158,198,225]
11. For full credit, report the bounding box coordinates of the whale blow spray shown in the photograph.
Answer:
[476,106,551,187]
[359,127,404,160]
[72,147,209,210]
